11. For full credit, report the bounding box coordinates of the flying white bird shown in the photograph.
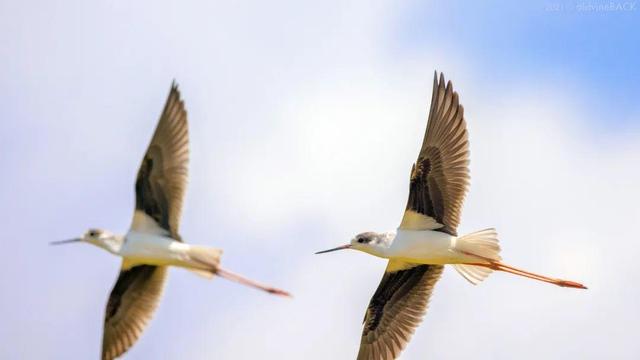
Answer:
[316,72,586,360]
[52,83,290,360]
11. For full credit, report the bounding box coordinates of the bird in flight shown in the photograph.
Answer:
[316,72,586,360]
[52,83,290,360]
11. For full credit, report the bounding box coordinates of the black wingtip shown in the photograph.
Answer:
[432,70,440,93]
[169,80,182,101]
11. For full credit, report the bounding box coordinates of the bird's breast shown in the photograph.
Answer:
[388,230,459,264]
[121,232,188,267]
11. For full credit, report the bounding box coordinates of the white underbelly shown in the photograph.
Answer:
[120,232,190,267]
[389,230,465,264]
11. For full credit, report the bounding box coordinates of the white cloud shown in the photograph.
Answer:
[1,1,638,359]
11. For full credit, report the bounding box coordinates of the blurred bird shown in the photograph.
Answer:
[316,72,585,360]
[52,83,290,360]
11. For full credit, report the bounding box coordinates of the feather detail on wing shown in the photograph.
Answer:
[400,72,469,236]
[357,262,443,360]
[102,265,167,360]
[132,83,189,240]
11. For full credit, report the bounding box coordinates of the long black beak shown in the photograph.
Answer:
[50,238,82,246]
[315,244,352,254]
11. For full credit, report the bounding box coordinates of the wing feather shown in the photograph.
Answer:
[102,265,167,360]
[357,262,443,360]
[132,83,189,239]
[400,72,469,235]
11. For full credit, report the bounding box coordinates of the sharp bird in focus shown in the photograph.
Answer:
[316,72,585,360]
[52,83,290,360]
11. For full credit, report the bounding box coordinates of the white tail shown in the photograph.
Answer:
[186,245,222,278]
[453,228,501,285]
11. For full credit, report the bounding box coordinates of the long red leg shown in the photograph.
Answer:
[217,268,292,297]
[460,251,587,289]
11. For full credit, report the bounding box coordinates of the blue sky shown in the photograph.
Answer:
[1,1,639,359]
[394,1,639,129]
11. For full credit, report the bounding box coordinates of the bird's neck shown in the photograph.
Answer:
[367,232,396,258]
[96,235,125,255]
[380,232,396,247]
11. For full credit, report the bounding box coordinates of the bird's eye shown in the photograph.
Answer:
[358,238,365,243]
[89,230,98,237]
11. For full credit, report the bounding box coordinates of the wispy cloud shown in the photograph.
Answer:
[0,1,637,359]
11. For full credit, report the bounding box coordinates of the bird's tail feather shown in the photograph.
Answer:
[453,228,501,285]
[186,245,222,278]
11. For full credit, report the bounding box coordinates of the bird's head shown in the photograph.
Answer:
[51,228,122,254]
[315,231,393,258]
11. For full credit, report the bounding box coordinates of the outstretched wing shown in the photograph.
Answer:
[132,83,189,239]
[357,262,443,360]
[400,72,469,236]
[102,265,167,360]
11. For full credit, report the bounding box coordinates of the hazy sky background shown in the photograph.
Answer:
[1,1,639,359]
